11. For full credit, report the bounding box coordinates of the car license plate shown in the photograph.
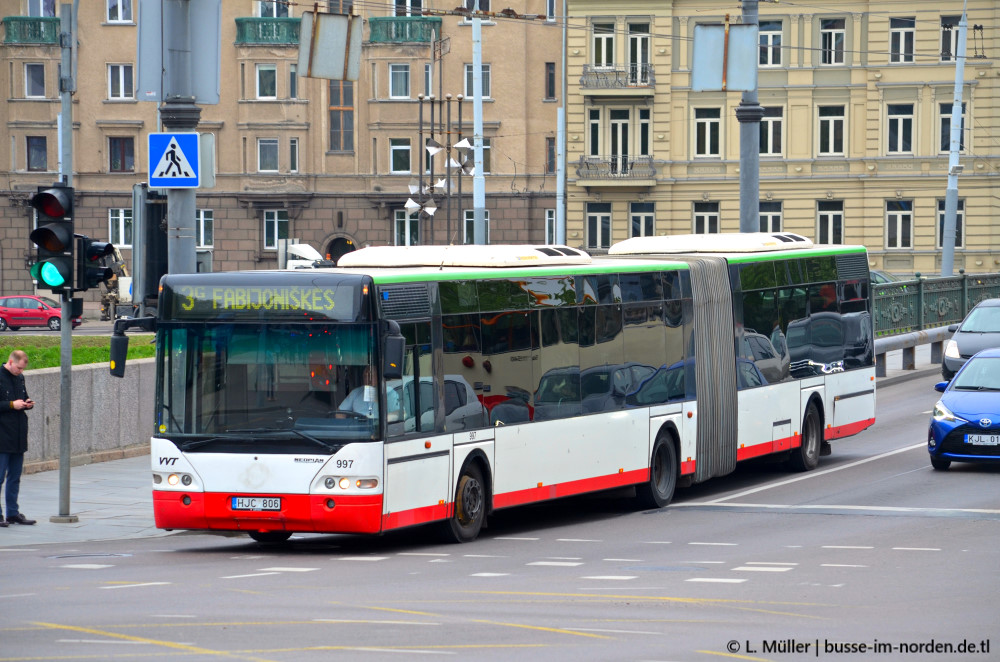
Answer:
[232,496,281,511]
[966,433,1000,446]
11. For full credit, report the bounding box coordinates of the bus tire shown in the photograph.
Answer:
[248,531,292,544]
[789,402,821,472]
[444,463,486,543]
[635,434,678,509]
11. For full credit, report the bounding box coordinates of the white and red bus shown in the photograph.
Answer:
[110,233,874,543]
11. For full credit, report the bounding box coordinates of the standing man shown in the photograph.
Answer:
[0,350,37,526]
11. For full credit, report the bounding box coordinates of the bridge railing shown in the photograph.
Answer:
[872,271,1000,377]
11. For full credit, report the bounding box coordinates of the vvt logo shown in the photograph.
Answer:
[159,457,179,466]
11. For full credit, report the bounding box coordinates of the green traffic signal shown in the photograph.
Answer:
[28,184,75,293]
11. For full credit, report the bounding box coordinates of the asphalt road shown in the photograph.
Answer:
[1,377,996,662]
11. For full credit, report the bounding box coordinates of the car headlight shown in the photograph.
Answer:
[932,400,967,423]
[944,339,961,359]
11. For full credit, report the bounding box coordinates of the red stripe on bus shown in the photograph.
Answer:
[382,502,453,531]
[153,491,383,534]
[825,417,875,440]
[680,459,696,475]
[493,468,648,509]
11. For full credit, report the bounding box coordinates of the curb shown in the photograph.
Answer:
[877,366,943,389]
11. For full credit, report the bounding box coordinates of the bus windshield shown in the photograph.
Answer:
[155,322,379,449]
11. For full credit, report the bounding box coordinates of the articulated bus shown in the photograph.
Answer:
[110,233,875,543]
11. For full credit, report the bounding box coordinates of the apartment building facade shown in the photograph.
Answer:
[566,0,999,276]
[0,0,561,298]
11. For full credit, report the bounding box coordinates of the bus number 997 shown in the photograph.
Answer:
[336,459,353,469]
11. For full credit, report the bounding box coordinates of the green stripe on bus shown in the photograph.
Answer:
[725,246,866,264]
[369,261,688,285]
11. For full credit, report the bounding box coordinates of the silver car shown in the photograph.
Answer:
[942,298,1000,380]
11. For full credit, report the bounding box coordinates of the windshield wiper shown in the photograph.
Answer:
[291,429,337,453]
[176,436,253,451]
[954,385,1000,391]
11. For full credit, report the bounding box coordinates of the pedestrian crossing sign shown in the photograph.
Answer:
[148,133,200,188]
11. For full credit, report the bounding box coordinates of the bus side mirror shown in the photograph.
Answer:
[383,333,405,380]
[110,333,129,378]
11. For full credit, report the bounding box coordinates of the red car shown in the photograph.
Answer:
[0,295,82,332]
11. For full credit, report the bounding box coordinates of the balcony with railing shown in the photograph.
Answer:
[3,16,60,44]
[580,64,655,96]
[575,155,656,186]
[368,16,442,44]
[235,17,300,45]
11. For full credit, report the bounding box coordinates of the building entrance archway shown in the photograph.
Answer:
[326,237,356,264]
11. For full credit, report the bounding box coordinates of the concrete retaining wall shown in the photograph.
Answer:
[21,358,155,474]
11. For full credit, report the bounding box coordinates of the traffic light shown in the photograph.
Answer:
[28,184,74,292]
[77,236,115,291]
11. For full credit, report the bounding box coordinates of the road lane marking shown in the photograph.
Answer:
[686,578,747,583]
[34,622,272,661]
[823,545,874,549]
[259,567,318,572]
[892,547,941,551]
[571,627,661,635]
[471,573,510,577]
[557,538,601,542]
[61,564,113,569]
[99,582,170,589]
[527,561,583,567]
[338,556,389,561]
[347,647,453,655]
[313,619,440,626]
[399,552,450,557]
[732,566,794,572]
[682,503,1000,516]
[744,562,798,566]
[221,572,281,579]
[698,442,927,503]
[690,542,737,546]
[603,558,643,562]
[494,537,539,541]
[472,619,611,639]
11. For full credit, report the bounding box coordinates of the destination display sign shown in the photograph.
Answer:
[161,274,366,322]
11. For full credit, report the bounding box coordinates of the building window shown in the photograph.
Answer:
[820,18,845,65]
[389,63,410,99]
[390,138,411,173]
[464,64,491,98]
[257,138,279,172]
[424,63,433,96]
[817,201,843,244]
[394,210,420,245]
[759,201,782,232]
[886,200,913,249]
[545,208,556,244]
[546,0,556,21]
[256,64,277,99]
[759,20,782,66]
[394,0,422,16]
[587,203,611,250]
[694,202,720,234]
[26,136,47,172]
[329,81,354,152]
[464,0,489,11]
[109,137,134,172]
[290,138,299,173]
[481,138,492,173]
[937,199,965,249]
[107,0,132,23]
[109,208,133,247]
[890,17,915,63]
[630,202,654,238]
[263,210,289,250]
[25,63,45,98]
[592,22,614,67]
[196,209,214,248]
[638,108,650,155]
[695,108,721,157]
[760,107,783,156]
[939,102,966,152]
[108,64,134,100]
[887,104,913,154]
[544,62,556,100]
[818,105,845,156]
[627,23,651,84]
[545,137,556,174]
[941,16,960,61]
[28,0,56,17]
[588,108,601,157]
[257,1,288,18]
[289,64,297,99]
[463,209,491,245]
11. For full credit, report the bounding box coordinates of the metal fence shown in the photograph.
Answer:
[873,272,1000,337]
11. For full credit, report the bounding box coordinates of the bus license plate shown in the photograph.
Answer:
[966,433,1000,446]
[232,496,281,511]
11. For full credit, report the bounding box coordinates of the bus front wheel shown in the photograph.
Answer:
[635,434,678,509]
[444,463,486,543]
[789,402,821,472]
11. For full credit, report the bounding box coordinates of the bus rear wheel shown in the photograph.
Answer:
[444,463,486,543]
[635,434,678,509]
[789,402,821,472]
[248,531,292,544]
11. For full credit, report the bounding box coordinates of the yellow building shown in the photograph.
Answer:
[566,0,999,275]
[0,0,561,298]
